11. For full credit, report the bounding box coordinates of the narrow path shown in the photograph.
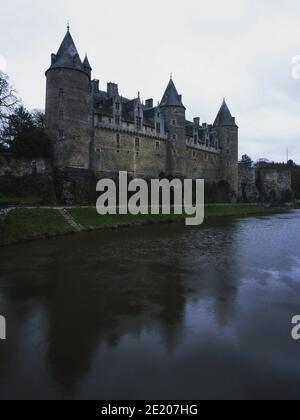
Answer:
[58,209,84,232]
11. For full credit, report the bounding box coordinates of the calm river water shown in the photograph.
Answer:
[0,211,300,400]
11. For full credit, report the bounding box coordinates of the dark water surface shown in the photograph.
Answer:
[0,211,300,400]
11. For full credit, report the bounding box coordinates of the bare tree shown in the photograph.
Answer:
[0,71,19,140]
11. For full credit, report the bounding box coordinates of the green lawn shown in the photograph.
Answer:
[0,204,288,246]
[69,204,284,229]
[0,208,74,246]
[69,207,182,228]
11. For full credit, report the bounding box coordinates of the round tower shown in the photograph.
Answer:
[159,78,186,178]
[213,99,239,196]
[45,29,92,170]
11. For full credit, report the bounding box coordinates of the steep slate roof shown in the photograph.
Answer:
[83,55,92,70]
[160,79,185,108]
[50,30,85,72]
[213,99,238,127]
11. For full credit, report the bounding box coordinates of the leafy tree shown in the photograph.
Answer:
[239,154,253,167]
[31,109,46,129]
[287,159,296,168]
[5,106,51,159]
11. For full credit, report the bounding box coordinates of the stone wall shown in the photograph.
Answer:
[238,165,259,202]
[0,154,56,204]
[94,127,221,182]
[0,155,52,177]
[238,164,293,204]
[257,169,293,203]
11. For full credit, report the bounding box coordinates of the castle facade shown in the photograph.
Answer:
[45,29,239,194]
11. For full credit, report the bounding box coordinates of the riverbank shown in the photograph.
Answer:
[0,204,289,246]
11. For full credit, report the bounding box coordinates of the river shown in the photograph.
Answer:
[0,211,300,400]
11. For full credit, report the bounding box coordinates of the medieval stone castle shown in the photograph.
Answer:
[45,29,239,195]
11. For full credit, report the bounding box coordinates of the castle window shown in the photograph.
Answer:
[194,135,198,145]
[116,102,120,111]
[172,119,176,126]
[193,151,196,159]
[115,116,120,125]
[58,88,64,98]
[156,141,160,151]
[136,117,142,130]
[58,130,64,140]
[59,110,64,121]
[116,134,121,148]
[135,138,140,149]
[172,134,177,142]
[156,122,161,134]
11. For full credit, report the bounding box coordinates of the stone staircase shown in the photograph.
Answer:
[58,208,84,232]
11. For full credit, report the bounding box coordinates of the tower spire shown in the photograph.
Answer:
[67,21,70,32]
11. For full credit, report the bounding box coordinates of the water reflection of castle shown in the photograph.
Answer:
[0,220,239,398]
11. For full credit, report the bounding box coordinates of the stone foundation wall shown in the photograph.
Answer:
[0,154,56,204]
[238,165,259,202]
[257,169,293,203]
[238,164,293,204]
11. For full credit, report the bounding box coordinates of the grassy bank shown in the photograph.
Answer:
[0,208,74,246]
[69,203,286,229]
[0,204,289,246]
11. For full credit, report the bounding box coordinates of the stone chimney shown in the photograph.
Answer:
[145,99,154,109]
[107,82,118,97]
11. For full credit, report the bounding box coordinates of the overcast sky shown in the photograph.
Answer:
[1,0,300,162]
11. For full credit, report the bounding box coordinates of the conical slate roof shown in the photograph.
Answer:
[83,55,92,70]
[214,99,237,127]
[50,30,85,72]
[160,79,185,108]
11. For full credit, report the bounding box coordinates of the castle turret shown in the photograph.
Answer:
[213,99,238,195]
[83,55,92,79]
[45,28,92,170]
[159,77,186,177]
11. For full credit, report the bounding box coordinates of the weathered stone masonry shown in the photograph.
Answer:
[45,29,239,202]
